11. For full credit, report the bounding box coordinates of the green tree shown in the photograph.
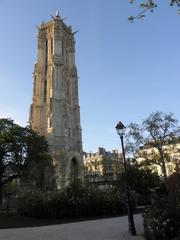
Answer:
[126,111,180,183]
[24,128,52,189]
[117,162,161,202]
[0,118,51,192]
[128,0,180,22]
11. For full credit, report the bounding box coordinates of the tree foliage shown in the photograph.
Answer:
[117,162,161,204]
[126,111,180,182]
[0,118,51,191]
[128,0,180,22]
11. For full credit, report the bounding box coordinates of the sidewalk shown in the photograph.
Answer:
[0,214,144,240]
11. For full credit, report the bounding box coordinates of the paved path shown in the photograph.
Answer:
[0,214,144,240]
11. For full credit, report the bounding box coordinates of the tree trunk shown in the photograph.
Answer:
[159,147,168,184]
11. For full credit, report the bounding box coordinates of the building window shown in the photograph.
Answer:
[168,165,174,174]
[49,113,53,128]
[44,78,47,102]
[45,38,48,64]
[51,37,53,55]
[62,41,64,59]
[44,38,48,102]
[66,50,68,64]
[33,75,36,95]
[66,80,70,99]
[68,128,71,137]
[70,158,78,183]
[151,166,158,174]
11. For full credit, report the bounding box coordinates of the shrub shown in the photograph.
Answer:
[143,173,180,240]
[143,199,180,240]
[17,183,128,219]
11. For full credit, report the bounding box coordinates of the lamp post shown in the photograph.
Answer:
[115,121,136,236]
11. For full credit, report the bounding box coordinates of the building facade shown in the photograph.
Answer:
[84,147,123,187]
[29,11,83,189]
[136,141,180,177]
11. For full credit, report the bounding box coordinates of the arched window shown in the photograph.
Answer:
[70,158,79,182]
[44,38,48,102]
[45,38,48,64]
[66,80,70,100]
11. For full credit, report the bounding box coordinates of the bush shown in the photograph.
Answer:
[143,174,180,240]
[143,199,180,240]
[17,183,128,219]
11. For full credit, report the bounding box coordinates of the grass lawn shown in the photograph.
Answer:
[0,211,70,229]
[0,211,127,229]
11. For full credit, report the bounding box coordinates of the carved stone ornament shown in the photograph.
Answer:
[71,65,77,77]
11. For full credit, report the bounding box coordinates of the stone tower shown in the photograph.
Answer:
[29,11,83,189]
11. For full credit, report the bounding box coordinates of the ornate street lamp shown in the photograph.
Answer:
[115,121,136,235]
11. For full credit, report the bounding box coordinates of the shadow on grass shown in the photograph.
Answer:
[0,211,67,229]
[0,208,144,229]
[0,211,127,229]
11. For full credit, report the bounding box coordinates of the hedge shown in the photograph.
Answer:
[17,183,129,219]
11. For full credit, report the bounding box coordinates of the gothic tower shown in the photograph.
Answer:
[29,11,83,189]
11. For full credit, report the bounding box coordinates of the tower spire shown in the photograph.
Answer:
[55,10,60,18]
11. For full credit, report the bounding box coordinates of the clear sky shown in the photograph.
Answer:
[0,0,179,152]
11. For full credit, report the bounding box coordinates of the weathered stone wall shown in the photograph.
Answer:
[30,12,83,189]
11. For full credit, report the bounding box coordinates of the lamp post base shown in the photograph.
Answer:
[129,223,136,235]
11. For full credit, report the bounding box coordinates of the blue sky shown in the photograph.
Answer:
[0,0,179,152]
